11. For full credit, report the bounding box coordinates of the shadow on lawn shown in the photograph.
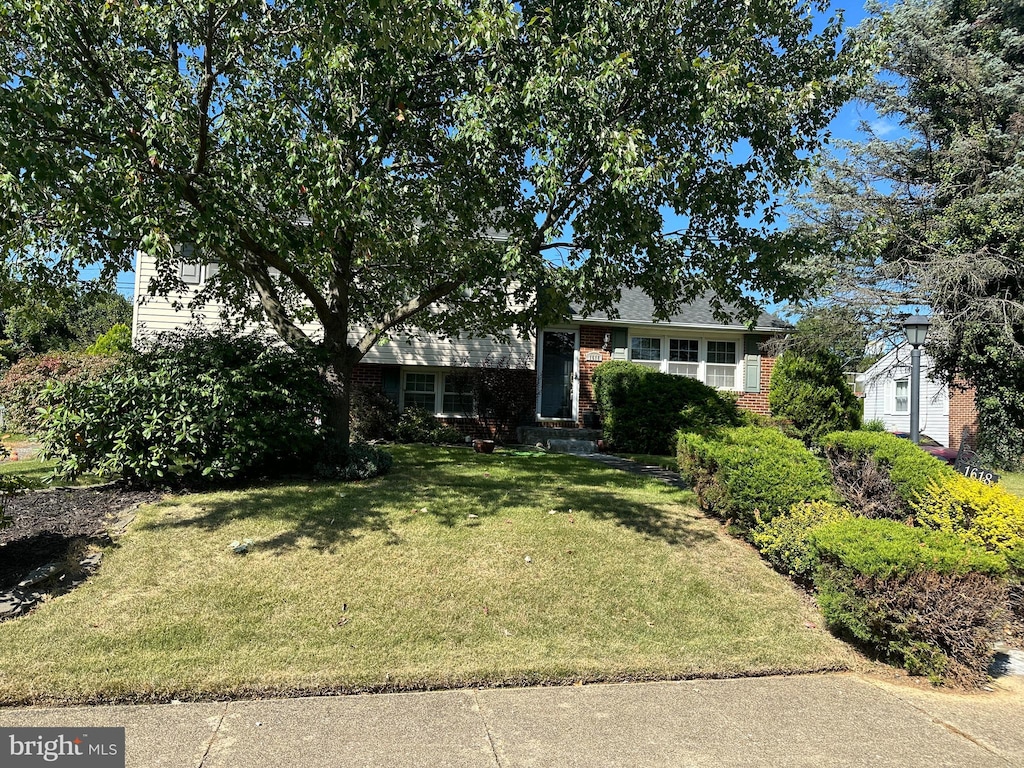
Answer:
[137,447,714,553]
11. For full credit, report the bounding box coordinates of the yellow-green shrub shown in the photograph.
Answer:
[752,500,852,580]
[912,474,1024,554]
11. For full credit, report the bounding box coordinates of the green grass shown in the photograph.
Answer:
[0,445,855,705]
[0,457,105,489]
[1000,471,1024,499]
[614,453,680,472]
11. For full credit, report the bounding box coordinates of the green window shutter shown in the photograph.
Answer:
[382,368,400,404]
[611,328,628,360]
[744,355,761,393]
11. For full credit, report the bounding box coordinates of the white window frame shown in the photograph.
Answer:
[627,334,743,391]
[399,368,476,418]
[893,377,910,415]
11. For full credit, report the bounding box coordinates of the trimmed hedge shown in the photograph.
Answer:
[820,431,956,513]
[678,426,838,532]
[812,518,1007,686]
[593,361,740,454]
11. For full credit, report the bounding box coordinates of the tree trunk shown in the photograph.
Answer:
[323,347,358,465]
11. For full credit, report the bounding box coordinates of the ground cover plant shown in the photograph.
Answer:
[0,446,854,705]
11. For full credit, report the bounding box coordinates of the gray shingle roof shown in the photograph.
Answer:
[570,287,789,331]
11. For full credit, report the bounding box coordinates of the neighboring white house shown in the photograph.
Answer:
[859,344,979,450]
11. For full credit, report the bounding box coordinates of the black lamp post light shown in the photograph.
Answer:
[902,313,931,445]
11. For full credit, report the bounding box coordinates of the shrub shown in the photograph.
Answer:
[39,330,332,485]
[474,356,536,439]
[593,360,741,454]
[812,517,1007,686]
[0,444,23,528]
[351,386,399,441]
[393,406,464,445]
[85,323,132,356]
[912,474,1024,554]
[677,426,838,532]
[752,500,852,580]
[318,443,393,481]
[0,352,116,434]
[862,419,886,432]
[768,350,861,443]
[821,431,956,514]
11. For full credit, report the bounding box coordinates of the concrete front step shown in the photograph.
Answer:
[516,426,602,455]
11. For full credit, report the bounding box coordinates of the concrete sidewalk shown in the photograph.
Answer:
[2,673,1023,767]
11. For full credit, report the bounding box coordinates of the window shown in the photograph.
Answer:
[402,370,476,416]
[442,374,474,415]
[628,335,742,389]
[630,337,661,361]
[669,339,699,362]
[894,379,909,414]
[403,372,436,411]
[705,341,737,388]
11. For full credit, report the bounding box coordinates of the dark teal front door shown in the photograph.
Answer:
[539,330,576,419]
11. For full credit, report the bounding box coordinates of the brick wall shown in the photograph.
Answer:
[735,356,776,416]
[351,362,383,389]
[949,380,979,450]
[578,325,613,423]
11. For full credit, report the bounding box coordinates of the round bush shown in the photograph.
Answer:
[768,350,861,443]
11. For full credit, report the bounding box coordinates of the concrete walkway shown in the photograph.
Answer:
[584,454,689,489]
[3,674,1023,767]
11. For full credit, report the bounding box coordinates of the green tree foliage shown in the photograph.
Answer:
[793,0,1024,466]
[0,281,131,358]
[768,350,861,443]
[0,0,867,453]
[85,323,133,356]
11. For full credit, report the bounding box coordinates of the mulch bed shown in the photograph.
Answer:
[1,486,164,591]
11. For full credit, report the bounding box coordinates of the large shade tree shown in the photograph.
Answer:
[792,0,1024,465]
[0,0,864,455]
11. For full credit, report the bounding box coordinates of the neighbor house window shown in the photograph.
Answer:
[894,378,909,414]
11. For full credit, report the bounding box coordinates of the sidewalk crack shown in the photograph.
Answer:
[473,690,503,768]
[197,702,229,768]
[860,678,1012,765]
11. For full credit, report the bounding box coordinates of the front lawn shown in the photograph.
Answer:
[1000,471,1024,499]
[0,446,855,704]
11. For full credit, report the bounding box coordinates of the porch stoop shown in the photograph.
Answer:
[516,427,602,455]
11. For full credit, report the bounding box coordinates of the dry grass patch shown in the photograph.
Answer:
[0,446,855,704]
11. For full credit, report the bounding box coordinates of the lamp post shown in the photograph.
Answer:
[902,314,931,445]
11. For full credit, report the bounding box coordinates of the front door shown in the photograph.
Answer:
[539,330,578,420]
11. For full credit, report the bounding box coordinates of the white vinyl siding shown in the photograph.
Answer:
[628,334,743,391]
[132,250,535,367]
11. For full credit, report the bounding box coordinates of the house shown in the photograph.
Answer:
[859,345,979,450]
[132,251,788,439]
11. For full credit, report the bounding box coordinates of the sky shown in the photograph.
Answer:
[94,1,880,303]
